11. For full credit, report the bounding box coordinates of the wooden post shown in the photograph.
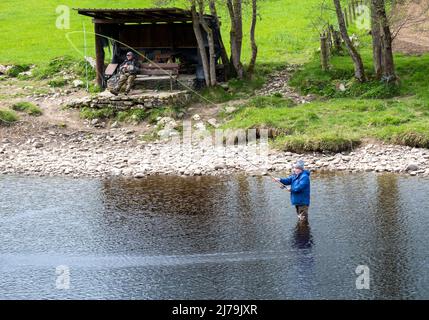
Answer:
[326,25,333,49]
[94,23,105,88]
[320,33,330,71]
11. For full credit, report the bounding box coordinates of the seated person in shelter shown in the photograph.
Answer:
[110,52,140,95]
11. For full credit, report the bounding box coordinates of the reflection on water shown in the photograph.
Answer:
[0,172,428,299]
[292,222,313,250]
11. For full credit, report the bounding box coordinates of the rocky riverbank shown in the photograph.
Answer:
[1,126,428,178]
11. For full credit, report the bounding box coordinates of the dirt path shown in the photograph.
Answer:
[255,65,315,104]
[0,78,168,139]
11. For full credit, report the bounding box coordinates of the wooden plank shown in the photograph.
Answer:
[92,18,192,24]
[135,75,173,81]
[141,69,177,76]
[141,63,179,69]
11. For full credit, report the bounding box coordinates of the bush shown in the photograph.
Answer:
[48,78,67,87]
[80,107,114,120]
[72,60,96,80]
[147,106,182,124]
[376,127,429,148]
[6,64,30,77]
[116,109,148,122]
[0,109,19,124]
[391,131,429,148]
[11,102,42,116]
[32,56,75,79]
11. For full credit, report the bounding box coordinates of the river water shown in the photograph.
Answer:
[0,173,428,299]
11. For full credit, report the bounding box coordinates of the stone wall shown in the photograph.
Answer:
[66,90,192,110]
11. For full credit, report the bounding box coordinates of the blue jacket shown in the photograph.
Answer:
[280,170,311,206]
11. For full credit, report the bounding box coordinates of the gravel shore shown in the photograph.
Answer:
[1,128,429,178]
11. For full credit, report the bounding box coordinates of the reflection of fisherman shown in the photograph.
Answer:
[293,221,313,249]
[110,52,140,95]
[276,160,311,222]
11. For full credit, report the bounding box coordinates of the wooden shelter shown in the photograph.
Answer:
[76,8,224,88]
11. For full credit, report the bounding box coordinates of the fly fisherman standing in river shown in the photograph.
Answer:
[276,160,311,222]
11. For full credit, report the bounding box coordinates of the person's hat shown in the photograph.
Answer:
[126,52,134,57]
[293,160,305,170]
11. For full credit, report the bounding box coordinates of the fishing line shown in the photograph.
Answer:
[63,31,290,189]
[64,31,219,107]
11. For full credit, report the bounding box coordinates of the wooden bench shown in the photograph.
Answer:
[105,62,180,91]
[140,63,179,75]
[137,63,180,91]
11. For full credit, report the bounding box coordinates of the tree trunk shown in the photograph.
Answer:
[333,0,366,82]
[233,0,243,62]
[198,1,217,86]
[209,0,230,68]
[247,0,258,76]
[370,0,383,79]
[373,0,396,82]
[227,0,244,79]
[191,3,211,86]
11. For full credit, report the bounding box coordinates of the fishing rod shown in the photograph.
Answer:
[65,31,220,108]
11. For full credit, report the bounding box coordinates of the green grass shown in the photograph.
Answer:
[290,50,429,100]
[116,109,148,122]
[11,102,43,116]
[0,109,19,124]
[48,78,68,87]
[80,107,152,123]
[227,30,428,152]
[147,106,184,124]
[223,96,429,152]
[0,0,323,68]
[32,55,95,80]
[2,0,429,152]
[79,107,114,120]
[198,76,267,103]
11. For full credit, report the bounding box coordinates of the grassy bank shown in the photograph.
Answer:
[0,0,321,67]
[221,11,429,153]
[224,36,429,152]
[223,95,429,152]
[2,0,428,153]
